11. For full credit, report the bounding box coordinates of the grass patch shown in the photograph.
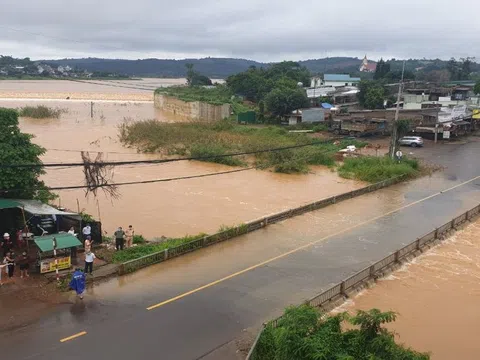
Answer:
[286,122,328,132]
[112,233,206,263]
[112,223,251,263]
[119,120,368,174]
[338,156,419,183]
[19,105,66,119]
[133,234,146,244]
[155,85,233,106]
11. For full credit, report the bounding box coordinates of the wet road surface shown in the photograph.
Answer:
[2,138,480,359]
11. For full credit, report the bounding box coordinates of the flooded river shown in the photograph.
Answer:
[338,218,480,360]
[0,80,364,238]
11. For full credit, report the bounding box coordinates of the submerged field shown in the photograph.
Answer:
[119,120,367,173]
[119,119,419,180]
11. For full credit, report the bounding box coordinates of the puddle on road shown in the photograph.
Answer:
[339,219,480,360]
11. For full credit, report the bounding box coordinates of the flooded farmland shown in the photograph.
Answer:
[0,80,364,238]
[338,218,480,360]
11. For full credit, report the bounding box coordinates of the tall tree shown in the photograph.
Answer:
[474,80,480,95]
[185,63,195,86]
[0,108,55,202]
[264,87,309,117]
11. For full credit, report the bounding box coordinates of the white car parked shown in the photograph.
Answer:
[398,136,424,147]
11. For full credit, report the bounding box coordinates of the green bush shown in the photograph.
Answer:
[253,306,430,360]
[19,105,66,119]
[189,143,245,166]
[338,156,419,183]
[133,235,146,244]
[112,233,206,263]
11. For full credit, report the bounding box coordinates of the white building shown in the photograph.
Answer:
[323,74,361,88]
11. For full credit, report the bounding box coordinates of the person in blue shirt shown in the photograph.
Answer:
[69,268,86,299]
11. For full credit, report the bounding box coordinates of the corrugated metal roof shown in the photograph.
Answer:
[0,199,21,210]
[34,233,82,252]
[0,198,80,217]
[324,74,361,82]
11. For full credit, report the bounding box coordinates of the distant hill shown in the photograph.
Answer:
[41,56,480,80]
[43,57,366,78]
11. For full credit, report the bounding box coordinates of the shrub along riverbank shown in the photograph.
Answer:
[252,305,429,360]
[119,120,368,173]
[18,105,67,119]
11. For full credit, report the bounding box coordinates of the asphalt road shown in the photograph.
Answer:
[3,138,480,360]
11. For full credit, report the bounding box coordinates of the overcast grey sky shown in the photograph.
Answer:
[1,0,479,61]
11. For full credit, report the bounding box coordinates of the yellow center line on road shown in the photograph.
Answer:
[60,331,87,343]
[147,175,480,311]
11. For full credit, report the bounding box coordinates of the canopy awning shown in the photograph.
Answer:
[0,199,22,210]
[0,199,80,218]
[34,233,82,252]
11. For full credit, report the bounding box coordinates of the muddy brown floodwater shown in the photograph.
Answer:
[0,80,364,238]
[337,218,480,360]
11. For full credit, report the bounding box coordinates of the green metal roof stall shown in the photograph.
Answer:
[0,199,83,274]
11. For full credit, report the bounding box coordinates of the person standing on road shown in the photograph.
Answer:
[4,251,15,279]
[84,250,95,275]
[82,224,91,241]
[69,268,86,299]
[2,233,12,257]
[114,227,125,251]
[18,251,30,278]
[125,225,135,248]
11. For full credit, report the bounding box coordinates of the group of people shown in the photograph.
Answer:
[1,233,30,285]
[113,225,135,251]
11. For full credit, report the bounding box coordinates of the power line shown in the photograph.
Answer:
[45,148,152,156]
[0,167,254,193]
[2,138,344,169]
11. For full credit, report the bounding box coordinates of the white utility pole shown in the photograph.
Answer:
[389,61,406,159]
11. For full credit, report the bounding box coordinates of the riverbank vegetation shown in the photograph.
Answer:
[119,120,367,173]
[253,305,429,360]
[18,105,66,119]
[339,157,419,182]
[111,223,248,263]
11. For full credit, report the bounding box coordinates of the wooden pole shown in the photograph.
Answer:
[96,199,102,222]
[21,206,30,251]
[53,237,59,282]
[90,102,94,118]
[76,198,80,213]
[389,61,406,160]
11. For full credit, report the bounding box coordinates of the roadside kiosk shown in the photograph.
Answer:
[33,233,82,274]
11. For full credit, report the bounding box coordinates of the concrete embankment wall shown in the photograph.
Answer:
[154,94,231,121]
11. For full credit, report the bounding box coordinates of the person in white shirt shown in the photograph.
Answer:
[84,250,95,275]
[68,227,76,236]
[82,224,91,241]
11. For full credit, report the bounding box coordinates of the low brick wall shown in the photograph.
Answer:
[154,94,231,121]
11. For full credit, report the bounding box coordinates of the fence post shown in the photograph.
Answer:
[340,281,346,296]
[203,236,207,246]
[394,250,400,263]
[466,210,471,221]
[264,218,268,227]
[434,228,439,239]
[164,248,169,260]
[332,196,336,204]
[451,218,456,229]
[416,238,421,250]
[369,265,375,278]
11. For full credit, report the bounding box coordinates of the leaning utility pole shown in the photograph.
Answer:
[389,61,406,159]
